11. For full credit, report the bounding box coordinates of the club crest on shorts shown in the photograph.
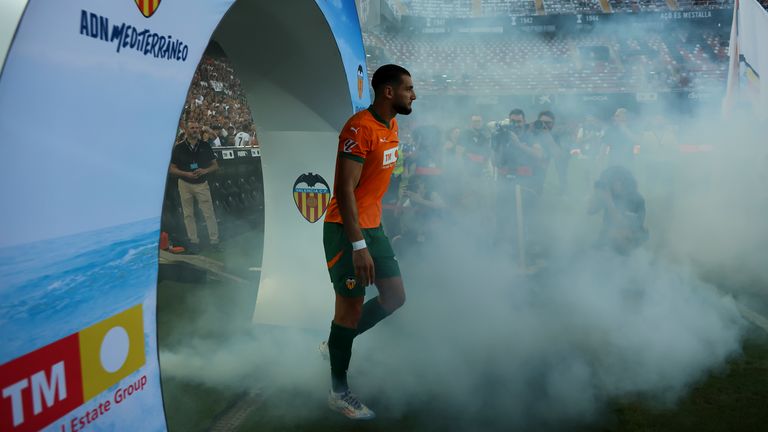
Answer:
[345,277,357,290]
[293,173,331,223]
[134,0,161,18]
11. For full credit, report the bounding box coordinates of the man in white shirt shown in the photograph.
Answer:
[234,127,250,147]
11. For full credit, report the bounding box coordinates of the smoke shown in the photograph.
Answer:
[157,15,768,431]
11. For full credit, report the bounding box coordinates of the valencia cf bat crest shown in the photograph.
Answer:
[357,65,365,99]
[293,173,331,223]
[134,0,161,18]
[345,277,357,290]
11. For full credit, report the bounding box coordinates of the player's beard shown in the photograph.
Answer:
[394,102,412,115]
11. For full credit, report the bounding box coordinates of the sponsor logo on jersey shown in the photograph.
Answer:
[134,0,161,18]
[293,173,331,223]
[382,147,398,167]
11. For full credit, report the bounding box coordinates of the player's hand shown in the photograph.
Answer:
[192,168,205,177]
[185,171,197,179]
[352,248,375,288]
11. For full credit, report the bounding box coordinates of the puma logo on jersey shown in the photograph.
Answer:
[343,139,357,152]
[382,147,398,166]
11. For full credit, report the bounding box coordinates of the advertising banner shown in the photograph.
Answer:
[316,0,373,112]
[0,0,234,430]
[724,0,768,115]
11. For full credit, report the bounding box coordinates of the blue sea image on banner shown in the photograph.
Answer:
[0,218,160,364]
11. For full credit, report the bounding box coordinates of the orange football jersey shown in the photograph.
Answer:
[325,108,399,228]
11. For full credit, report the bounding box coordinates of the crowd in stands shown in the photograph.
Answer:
[177,53,259,148]
[163,48,263,254]
[363,27,729,95]
[394,0,732,17]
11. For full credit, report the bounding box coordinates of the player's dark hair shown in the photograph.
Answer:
[509,108,525,119]
[371,64,411,94]
[538,110,555,121]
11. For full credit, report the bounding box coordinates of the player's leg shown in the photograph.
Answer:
[329,293,363,393]
[356,276,405,336]
[356,225,404,336]
[327,287,375,420]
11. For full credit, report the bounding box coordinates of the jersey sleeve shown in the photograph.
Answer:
[337,120,371,164]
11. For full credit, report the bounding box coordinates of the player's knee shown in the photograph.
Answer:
[335,299,364,328]
[334,312,361,328]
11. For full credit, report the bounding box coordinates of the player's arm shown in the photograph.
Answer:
[336,157,375,287]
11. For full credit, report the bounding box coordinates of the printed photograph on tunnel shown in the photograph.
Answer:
[155,41,266,431]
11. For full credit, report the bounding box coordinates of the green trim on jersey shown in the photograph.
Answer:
[367,106,391,129]
[339,152,365,163]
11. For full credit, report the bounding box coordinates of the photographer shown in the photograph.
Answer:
[459,114,492,178]
[527,115,555,195]
[493,109,538,254]
[588,166,648,255]
[603,108,642,168]
[537,111,570,194]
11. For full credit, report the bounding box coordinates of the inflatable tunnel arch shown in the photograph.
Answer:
[0,1,368,430]
[213,0,370,329]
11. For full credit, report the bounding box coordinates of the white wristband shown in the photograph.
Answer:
[351,239,367,251]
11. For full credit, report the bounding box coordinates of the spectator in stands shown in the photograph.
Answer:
[588,166,648,255]
[249,124,260,148]
[234,124,251,147]
[202,125,222,147]
[169,120,221,254]
[224,125,236,145]
[603,108,641,168]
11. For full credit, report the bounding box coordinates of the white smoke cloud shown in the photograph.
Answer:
[157,17,768,430]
